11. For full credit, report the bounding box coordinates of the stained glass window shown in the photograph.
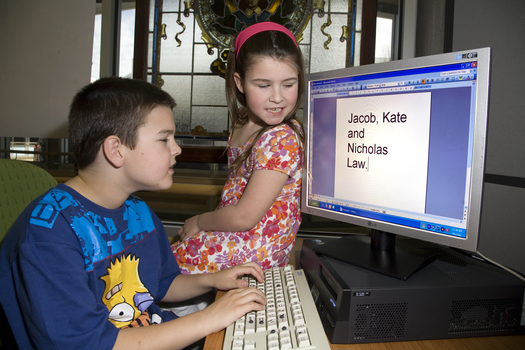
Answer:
[144,0,399,142]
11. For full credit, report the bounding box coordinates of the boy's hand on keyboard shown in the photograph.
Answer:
[211,262,265,291]
[202,286,266,334]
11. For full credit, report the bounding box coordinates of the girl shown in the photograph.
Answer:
[172,22,305,274]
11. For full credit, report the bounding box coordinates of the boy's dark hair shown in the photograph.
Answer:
[68,77,176,172]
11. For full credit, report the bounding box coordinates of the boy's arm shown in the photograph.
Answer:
[114,263,266,350]
[114,285,265,350]
[162,262,265,302]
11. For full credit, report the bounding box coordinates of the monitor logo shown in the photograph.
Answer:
[367,221,377,228]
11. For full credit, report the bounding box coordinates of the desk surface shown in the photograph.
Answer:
[204,238,525,350]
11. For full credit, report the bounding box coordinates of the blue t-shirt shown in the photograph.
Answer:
[0,184,181,349]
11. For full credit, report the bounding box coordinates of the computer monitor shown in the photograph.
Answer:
[301,48,491,280]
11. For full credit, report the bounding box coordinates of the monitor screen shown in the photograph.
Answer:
[301,48,491,279]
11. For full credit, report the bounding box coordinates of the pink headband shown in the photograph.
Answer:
[235,22,298,59]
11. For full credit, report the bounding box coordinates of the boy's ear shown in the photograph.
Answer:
[103,136,125,168]
[233,73,244,94]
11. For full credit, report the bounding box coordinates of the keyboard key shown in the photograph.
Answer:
[244,340,256,350]
[295,326,310,347]
[277,312,289,331]
[267,342,279,350]
[280,338,292,350]
[232,339,243,350]
[267,316,278,334]
[234,322,244,336]
[246,312,256,333]
[256,313,266,332]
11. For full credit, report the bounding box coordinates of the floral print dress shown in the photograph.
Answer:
[172,121,304,274]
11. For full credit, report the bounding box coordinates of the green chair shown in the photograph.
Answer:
[0,159,58,244]
[0,159,58,349]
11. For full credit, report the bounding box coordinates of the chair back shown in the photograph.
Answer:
[0,159,58,244]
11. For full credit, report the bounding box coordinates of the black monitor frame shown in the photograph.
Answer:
[301,48,491,279]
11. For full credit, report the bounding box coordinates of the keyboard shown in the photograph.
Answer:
[222,265,330,350]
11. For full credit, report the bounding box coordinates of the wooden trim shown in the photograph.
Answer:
[54,177,224,197]
[1,145,228,165]
[360,0,377,66]
[133,0,150,80]
[178,146,228,164]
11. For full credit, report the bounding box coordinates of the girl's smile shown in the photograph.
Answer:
[234,57,299,127]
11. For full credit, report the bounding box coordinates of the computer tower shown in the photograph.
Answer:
[299,238,525,344]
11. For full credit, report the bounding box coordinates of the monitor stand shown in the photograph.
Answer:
[313,230,438,280]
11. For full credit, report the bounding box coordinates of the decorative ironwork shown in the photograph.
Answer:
[149,0,363,138]
[153,0,165,87]
[318,0,331,49]
[161,23,168,40]
[193,0,313,55]
[340,24,349,43]
[153,0,359,81]
[192,125,208,135]
[184,0,193,17]
[156,74,165,87]
[175,0,187,46]
[313,0,325,14]
[210,49,230,78]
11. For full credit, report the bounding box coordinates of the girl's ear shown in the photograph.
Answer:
[103,135,125,168]
[233,72,244,94]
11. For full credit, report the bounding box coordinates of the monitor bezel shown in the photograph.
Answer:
[301,47,491,253]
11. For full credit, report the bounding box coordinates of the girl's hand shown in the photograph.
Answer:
[200,287,266,334]
[211,262,265,291]
[178,215,201,240]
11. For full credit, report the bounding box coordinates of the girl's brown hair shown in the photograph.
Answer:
[225,27,305,173]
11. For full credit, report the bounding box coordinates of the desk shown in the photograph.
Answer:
[205,331,525,350]
[204,238,525,350]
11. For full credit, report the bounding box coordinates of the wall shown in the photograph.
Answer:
[452,0,525,275]
[0,0,95,138]
[400,0,417,59]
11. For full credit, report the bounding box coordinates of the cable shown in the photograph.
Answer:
[475,250,525,282]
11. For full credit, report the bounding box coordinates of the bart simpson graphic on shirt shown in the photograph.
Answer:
[100,254,161,328]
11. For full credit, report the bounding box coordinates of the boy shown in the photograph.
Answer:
[0,77,266,349]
